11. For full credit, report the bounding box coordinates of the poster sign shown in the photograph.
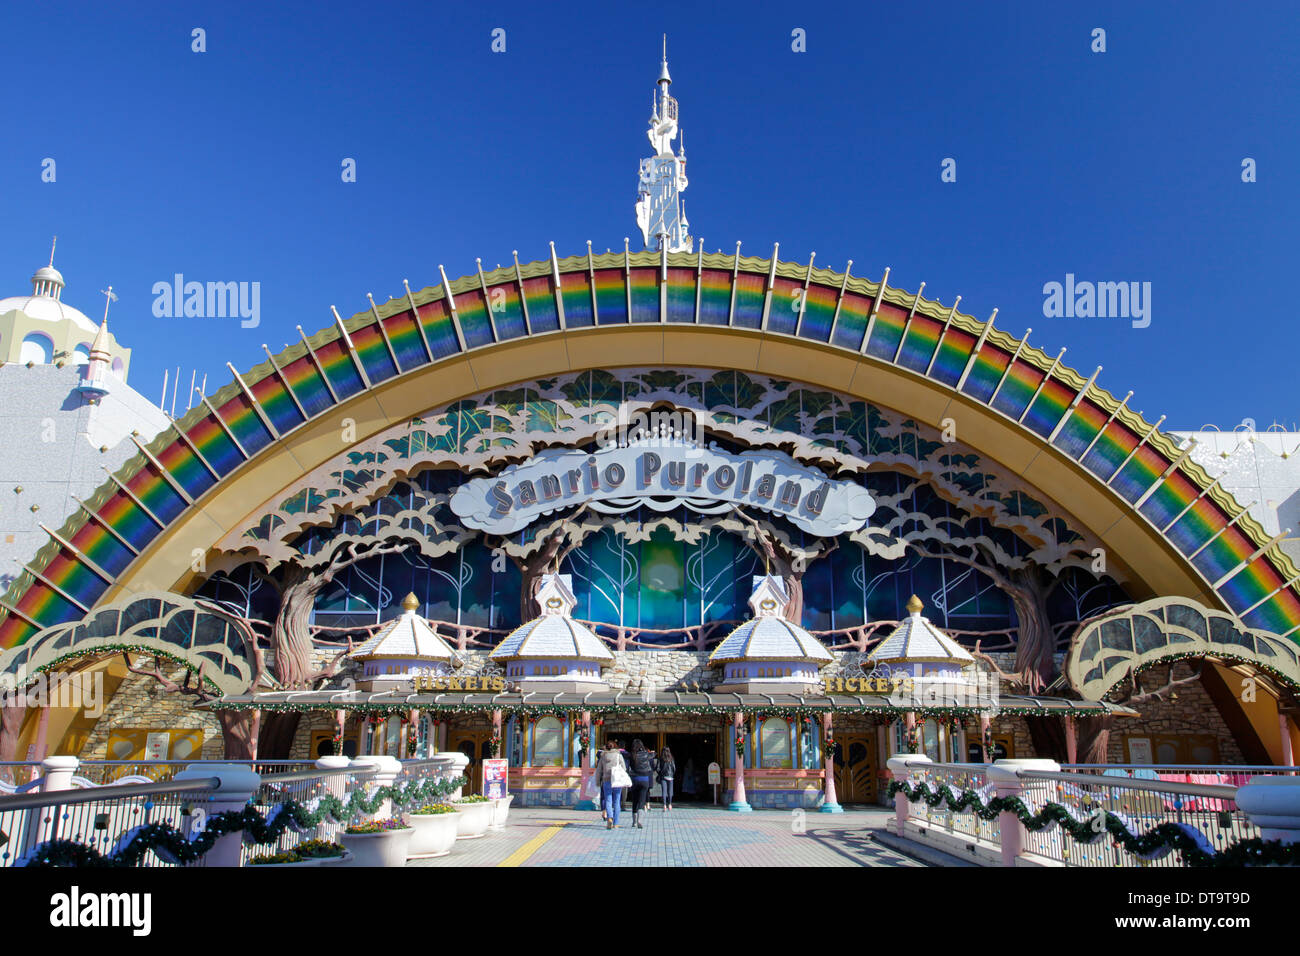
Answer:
[483,758,508,799]
[1127,737,1153,763]
[144,732,171,761]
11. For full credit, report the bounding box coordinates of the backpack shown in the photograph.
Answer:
[632,750,654,776]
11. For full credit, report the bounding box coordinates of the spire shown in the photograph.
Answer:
[30,237,65,300]
[635,37,692,254]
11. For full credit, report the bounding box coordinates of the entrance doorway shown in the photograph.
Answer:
[663,733,718,804]
[833,731,877,804]
[449,729,494,794]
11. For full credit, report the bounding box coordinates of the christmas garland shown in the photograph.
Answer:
[887,779,1300,868]
[19,774,467,868]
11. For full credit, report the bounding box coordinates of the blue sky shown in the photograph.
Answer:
[1,1,1296,429]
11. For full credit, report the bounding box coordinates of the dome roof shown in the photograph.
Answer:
[708,575,833,665]
[349,593,458,663]
[490,615,615,664]
[708,616,834,665]
[0,293,98,334]
[489,573,614,664]
[866,595,975,667]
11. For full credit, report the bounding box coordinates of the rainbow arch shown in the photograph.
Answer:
[2,245,1298,648]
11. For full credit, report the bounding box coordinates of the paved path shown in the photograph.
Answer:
[407,805,930,867]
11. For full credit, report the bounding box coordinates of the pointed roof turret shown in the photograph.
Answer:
[350,592,459,664]
[866,595,975,667]
[709,575,833,666]
[490,574,614,665]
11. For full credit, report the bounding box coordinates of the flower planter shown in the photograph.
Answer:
[452,801,494,839]
[339,827,414,866]
[407,812,462,858]
[247,857,323,868]
[489,794,515,831]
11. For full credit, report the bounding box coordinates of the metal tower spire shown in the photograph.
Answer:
[635,36,692,253]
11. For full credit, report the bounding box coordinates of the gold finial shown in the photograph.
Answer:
[402,592,420,612]
[906,594,924,615]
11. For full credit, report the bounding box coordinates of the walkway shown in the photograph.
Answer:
[408,805,940,867]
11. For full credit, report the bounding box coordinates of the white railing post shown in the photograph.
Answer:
[351,755,403,820]
[885,754,932,837]
[174,763,261,868]
[988,759,1059,866]
[1236,777,1300,845]
[21,756,80,852]
[313,756,351,841]
[440,751,470,800]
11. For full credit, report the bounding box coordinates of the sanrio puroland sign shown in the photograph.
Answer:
[449,439,875,535]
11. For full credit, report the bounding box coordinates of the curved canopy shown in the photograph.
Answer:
[3,247,1297,649]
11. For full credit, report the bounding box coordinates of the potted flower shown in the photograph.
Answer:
[451,794,494,839]
[339,818,413,867]
[295,839,349,865]
[406,804,462,858]
[247,850,322,867]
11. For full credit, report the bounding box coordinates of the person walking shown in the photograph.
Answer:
[627,738,655,828]
[594,740,631,829]
[657,745,676,811]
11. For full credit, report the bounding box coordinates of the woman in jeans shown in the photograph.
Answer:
[627,738,655,828]
[657,745,676,811]
[593,739,629,829]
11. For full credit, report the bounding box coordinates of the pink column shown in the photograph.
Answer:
[820,713,842,813]
[1280,714,1295,768]
[576,711,596,809]
[979,714,992,763]
[1064,715,1078,765]
[904,711,917,753]
[31,705,51,761]
[729,713,752,812]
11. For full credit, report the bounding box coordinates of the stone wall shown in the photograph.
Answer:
[79,657,225,760]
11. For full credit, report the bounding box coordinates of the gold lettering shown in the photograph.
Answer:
[464,676,478,691]
[823,679,834,695]
[491,677,505,691]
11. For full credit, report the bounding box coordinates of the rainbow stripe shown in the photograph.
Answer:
[664,268,694,322]
[928,329,975,387]
[864,302,907,361]
[1110,444,1167,504]
[897,316,942,373]
[732,273,764,328]
[1081,422,1139,482]
[991,360,1043,419]
[277,354,335,418]
[521,276,560,332]
[831,291,872,350]
[698,270,732,325]
[629,268,659,323]
[766,277,800,334]
[1053,399,1108,460]
[6,252,1300,652]
[960,345,1010,404]
[800,283,837,341]
[412,298,462,359]
[559,271,594,327]
[454,289,496,348]
[593,269,627,324]
[381,310,433,371]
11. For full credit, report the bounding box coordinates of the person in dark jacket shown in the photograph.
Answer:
[627,738,655,828]
[656,746,676,811]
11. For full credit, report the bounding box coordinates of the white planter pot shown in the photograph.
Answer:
[247,857,323,868]
[407,812,462,858]
[339,828,414,866]
[489,794,515,831]
[452,801,493,839]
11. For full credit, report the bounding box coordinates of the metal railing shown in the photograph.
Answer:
[1017,769,1257,867]
[240,766,378,865]
[889,758,1274,868]
[0,777,220,868]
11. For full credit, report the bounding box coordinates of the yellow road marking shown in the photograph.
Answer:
[497,821,568,867]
